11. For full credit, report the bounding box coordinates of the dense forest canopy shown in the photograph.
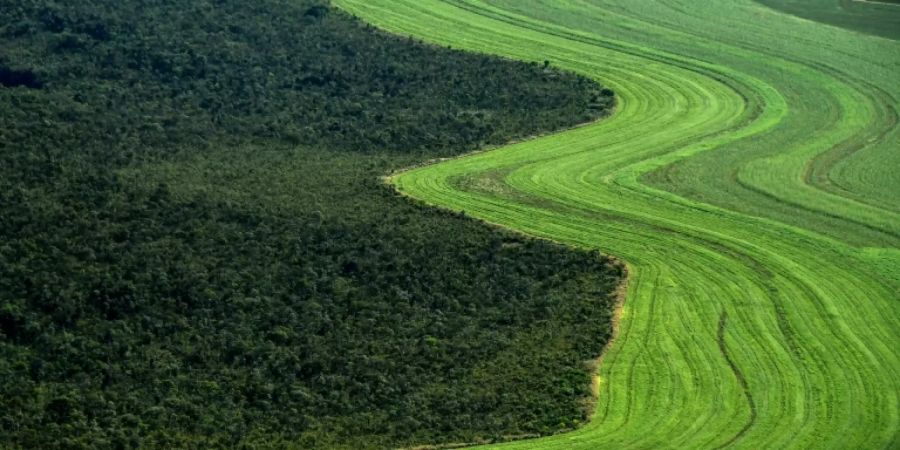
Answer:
[0,1,619,448]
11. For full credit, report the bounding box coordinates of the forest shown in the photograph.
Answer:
[0,0,619,448]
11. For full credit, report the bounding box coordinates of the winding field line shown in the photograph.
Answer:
[852,0,900,7]
[332,0,900,448]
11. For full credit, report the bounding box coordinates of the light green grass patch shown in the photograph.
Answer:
[334,1,900,448]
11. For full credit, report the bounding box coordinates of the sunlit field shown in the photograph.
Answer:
[335,1,900,448]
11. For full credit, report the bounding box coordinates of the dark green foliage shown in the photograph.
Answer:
[0,0,619,448]
[0,64,41,88]
[0,0,611,156]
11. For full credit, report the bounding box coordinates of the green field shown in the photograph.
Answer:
[755,0,900,40]
[334,1,900,448]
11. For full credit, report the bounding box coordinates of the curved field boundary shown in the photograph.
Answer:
[853,0,900,7]
[754,0,900,40]
[332,1,900,448]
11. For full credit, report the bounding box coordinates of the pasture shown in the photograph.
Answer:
[334,0,900,448]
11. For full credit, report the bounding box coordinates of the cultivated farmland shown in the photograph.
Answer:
[334,1,900,448]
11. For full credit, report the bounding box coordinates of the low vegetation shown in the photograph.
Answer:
[336,0,900,448]
[754,0,900,40]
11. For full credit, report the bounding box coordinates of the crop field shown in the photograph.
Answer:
[755,0,900,40]
[334,0,899,448]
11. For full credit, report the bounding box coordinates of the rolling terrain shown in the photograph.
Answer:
[755,0,900,40]
[333,0,900,448]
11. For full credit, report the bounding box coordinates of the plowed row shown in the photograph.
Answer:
[333,1,899,448]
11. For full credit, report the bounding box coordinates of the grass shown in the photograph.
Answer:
[754,0,900,40]
[333,0,900,448]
